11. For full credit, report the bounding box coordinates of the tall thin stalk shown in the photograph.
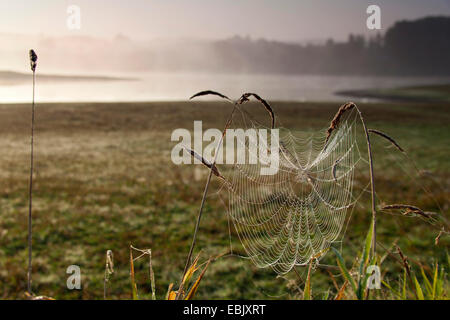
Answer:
[183,106,236,268]
[356,108,377,257]
[176,91,275,299]
[325,102,376,258]
[27,49,37,294]
[176,92,235,299]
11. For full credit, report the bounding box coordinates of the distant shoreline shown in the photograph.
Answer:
[336,84,450,103]
[0,70,138,85]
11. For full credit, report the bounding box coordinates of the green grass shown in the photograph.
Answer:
[0,100,448,299]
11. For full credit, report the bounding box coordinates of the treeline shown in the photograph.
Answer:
[6,16,449,76]
[210,16,450,76]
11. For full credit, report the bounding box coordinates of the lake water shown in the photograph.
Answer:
[1,72,450,103]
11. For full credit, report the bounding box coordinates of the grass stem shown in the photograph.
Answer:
[176,98,237,299]
[27,68,35,294]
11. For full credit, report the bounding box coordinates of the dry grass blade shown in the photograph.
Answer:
[168,290,177,300]
[238,92,275,129]
[335,280,348,300]
[396,246,411,277]
[24,292,54,300]
[190,90,232,102]
[395,245,418,297]
[368,129,405,152]
[104,250,114,299]
[381,204,435,218]
[166,283,174,300]
[183,146,224,180]
[182,252,201,285]
[148,249,156,300]
[30,295,55,300]
[185,258,211,300]
[129,245,138,300]
[130,245,156,299]
[325,102,355,144]
[435,228,446,245]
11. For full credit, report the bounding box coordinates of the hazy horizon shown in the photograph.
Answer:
[1,0,450,75]
[1,0,450,43]
[1,1,450,103]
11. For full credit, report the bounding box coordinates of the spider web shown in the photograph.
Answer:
[216,106,365,274]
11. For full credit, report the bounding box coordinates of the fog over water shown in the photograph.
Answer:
[1,1,449,103]
[2,71,450,103]
[1,32,450,103]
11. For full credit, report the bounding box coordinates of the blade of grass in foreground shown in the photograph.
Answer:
[357,225,374,299]
[149,249,156,300]
[185,259,211,300]
[130,245,139,300]
[303,261,313,300]
[331,247,357,298]
[414,276,425,300]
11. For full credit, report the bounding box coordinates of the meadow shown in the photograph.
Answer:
[0,100,448,299]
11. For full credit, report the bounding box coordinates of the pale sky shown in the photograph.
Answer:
[1,0,450,42]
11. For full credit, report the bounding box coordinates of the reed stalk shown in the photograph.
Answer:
[27,49,37,294]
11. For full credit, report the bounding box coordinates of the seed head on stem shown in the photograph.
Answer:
[29,49,37,72]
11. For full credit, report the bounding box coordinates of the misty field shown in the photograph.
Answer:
[0,100,448,299]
